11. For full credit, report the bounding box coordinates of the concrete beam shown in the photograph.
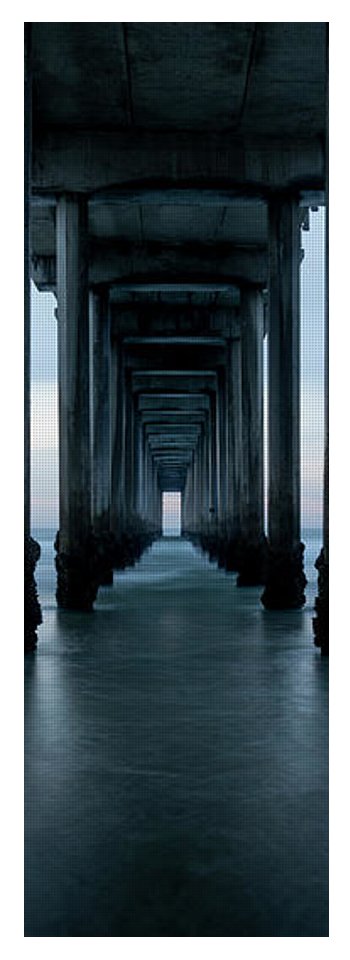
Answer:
[124,337,227,347]
[132,372,216,393]
[31,243,267,288]
[138,394,210,410]
[111,307,241,339]
[110,281,240,294]
[32,130,325,196]
[31,255,243,299]
[145,420,201,430]
[125,348,226,372]
[140,412,207,424]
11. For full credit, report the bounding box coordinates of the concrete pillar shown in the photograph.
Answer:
[226,337,243,538]
[90,289,113,584]
[24,24,42,651]
[142,429,149,522]
[209,391,219,527]
[55,195,97,609]
[261,196,307,609]
[207,412,213,521]
[193,449,200,534]
[200,427,209,524]
[135,416,144,517]
[313,205,328,655]
[111,339,126,529]
[144,438,150,522]
[216,371,227,527]
[182,468,188,533]
[144,440,150,523]
[153,464,161,530]
[221,335,243,572]
[236,290,265,585]
[123,371,135,519]
[149,457,156,525]
[184,456,194,533]
[91,290,111,530]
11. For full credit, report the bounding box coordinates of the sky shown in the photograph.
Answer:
[30,208,325,533]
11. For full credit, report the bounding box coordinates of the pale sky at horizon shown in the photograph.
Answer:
[30,208,325,531]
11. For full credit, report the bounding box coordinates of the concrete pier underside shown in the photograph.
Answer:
[25,23,329,937]
[27,22,328,649]
[25,540,328,937]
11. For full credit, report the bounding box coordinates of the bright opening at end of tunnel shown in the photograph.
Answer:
[162,492,181,537]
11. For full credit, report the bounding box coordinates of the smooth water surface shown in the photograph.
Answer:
[25,535,328,936]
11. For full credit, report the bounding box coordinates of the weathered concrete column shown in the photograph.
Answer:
[200,426,209,524]
[90,289,113,584]
[153,466,162,530]
[123,371,135,518]
[209,391,218,523]
[313,206,328,655]
[111,338,126,529]
[216,370,227,527]
[226,337,243,539]
[261,196,307,609]
[24,23,42,651]
[207,410,214,522]
[55,195,97,610]
[91,290,111,528]
[190,456,196,533]
[135,416,145,517]
[149,458,157,525]
[143,440,155,527]
[236,290,266,585]
[183,457,194,534]
[193,448,201,534]
[142,429,150,522]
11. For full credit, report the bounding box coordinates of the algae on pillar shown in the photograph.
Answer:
[262,195,306,609]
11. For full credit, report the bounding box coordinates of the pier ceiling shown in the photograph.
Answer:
[30,22,326,298]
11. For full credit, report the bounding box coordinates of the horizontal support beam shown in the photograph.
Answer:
[140,412,207,422]
[148,438,199,447]
[32,130,325,196]
[31,243,267,288]
[138,394,210,409]
[145,424,201,440]
[97,244,266,287]
[132,375,216,393]
[111,280,240,294]
[125,336,226,347]
[127,351,225,371]
[31,259,242,297]
[112,306,241,338]
[133,370,216,377]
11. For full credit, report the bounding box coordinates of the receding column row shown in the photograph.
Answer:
[28,190,326,654]
[54,195,160,608]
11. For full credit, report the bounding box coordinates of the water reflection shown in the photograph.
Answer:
[25,538,328,936]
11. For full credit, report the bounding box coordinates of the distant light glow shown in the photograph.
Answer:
[162,492,181,537]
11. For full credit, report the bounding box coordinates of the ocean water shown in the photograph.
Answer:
[25,528,328,936]
[32,526,323,614]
